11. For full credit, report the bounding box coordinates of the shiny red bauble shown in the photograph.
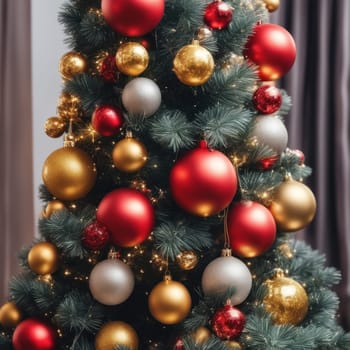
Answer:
[243,23,296,81]
[101,0,165,37]
[253,85,282,114]
[212,304,245,340]
[228,201,276,258]
[82,220,110,250]
[97,188,155,247]
[92,105,124,137]
[13,318,56,350]
[170,141,238,217]
[258,155,279,170]
[204,1,233,30]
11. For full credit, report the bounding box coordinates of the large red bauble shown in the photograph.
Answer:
[228,201,276,258]
[13,318,56,350]
[97,188,155,247]
[212,304,245,340]
[204,1,234,30]
[92,105,124,137]
[243,23,296,81]
[170,141,237,217]
[101,0,165,37]
[253,85,282,114]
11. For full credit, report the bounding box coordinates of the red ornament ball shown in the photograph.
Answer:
[82,220,110,250]
[92,105,124,137]
[100,54,119,82]
[97,188,155,247]
[291,149,305,164]
[170,141,238,217]
[253,85,282,114]
[228,201,276,258]
[173,338,184,350]
[13,318,56,350]
[204,1,233,30]
[244,23,296,81]
[258,155,279,170]
[101,0,165,37]
[212,304,245,340]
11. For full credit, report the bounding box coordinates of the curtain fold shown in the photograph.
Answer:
[0,1,34,302]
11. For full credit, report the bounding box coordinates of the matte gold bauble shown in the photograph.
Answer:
[173,40,215,86]
[28,242,60,275]
[95,321,139,350]
[191,326,211,345]
[263,0,280,12]
[42,146,96,201]
[269,179,317,232]
[42,200,66,219]
[263,269,308,325]
[224,340,243,349]
[112,134,148,173]
[57,92,81,121]
[115,42,149,76]
[44,117,67,138]
[59,51,88,80]
[0,302,22,328]
[176,250,199,270]
[148,275,192,324]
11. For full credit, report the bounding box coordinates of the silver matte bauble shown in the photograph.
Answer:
[201,256,252,305]
[251,115,288,154]
[89,259,135,305]
[122,77,161,117]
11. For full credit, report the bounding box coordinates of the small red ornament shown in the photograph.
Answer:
[244,23,296,81]
[92,105,124,137]
[173,338,184,350]
[97,188,155,247]
[12,318,56,350]
[100,54,118,82]
[212,304,245,340]
[253,85,282,114]
[170,141,238,217]
[259,155,279,170]
[291,149,305,164]
[204,1,233,30]
[228,201,276,258]
[101,0,165,37]
[82,220,110,250]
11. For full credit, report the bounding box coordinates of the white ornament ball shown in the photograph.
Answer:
[89,259,135,305]
[122,77,161,117]
[201,256,252,305]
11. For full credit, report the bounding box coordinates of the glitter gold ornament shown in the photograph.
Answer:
[263,269,308,325]
[42,200,66,218]
[173,40,215,86]
[224,340,243,349]
[191,326,211,345]
[0,302,22,328]
[115,42,149,76]
[263,0,280,12]
[28,242,60,275]
[44,117,67,138]
[95,321,139,350]
[176,250,199,270]
[57,92,82,121]
[59,51,88,80]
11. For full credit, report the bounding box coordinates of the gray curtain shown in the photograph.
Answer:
[271,0,350,330]
[0,1,34,302]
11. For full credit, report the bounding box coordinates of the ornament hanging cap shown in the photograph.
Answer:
[221,248,232,257]
[63,119,75,147]
[108,248,121,260]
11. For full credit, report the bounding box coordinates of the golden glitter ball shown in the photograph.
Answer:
[44,116,67,138]
[263,269,308,325]
[0,302,22,328]
[28,242,60,275]
[57,92,82,121]
[173,41,215,86]
[59,51,88,80]
[95,321,139,350]
[225,341,243,350]
[116,42,149,76]
[176,250,199,270]
[148,276,192,324]
[191,326,211,345]
[269,179,317,232]
[263,0,280,12]
[42,200,66,218]
[42,146,96,201]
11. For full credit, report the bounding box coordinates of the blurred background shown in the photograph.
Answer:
[1,0,349,330]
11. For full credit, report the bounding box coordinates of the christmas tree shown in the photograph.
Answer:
[1,0,349,349]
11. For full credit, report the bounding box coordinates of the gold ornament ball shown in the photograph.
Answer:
[263,0,280,12]
[176,250,199,270]
[225,341,243,350]
[59,51,88,80]
[191,326,211,345]
[263,270,308,325]
[148,277,192,324]
[112,136,148,173]
[57,92,81,121]
[173,41,215,86]
[42,146,96,201]
[28,242,60,275]
[95,321,139,350]
[42,200,66,219]
[44,116,67,138]
[0,302,22,328]
[269,179,317,232]
[116,42,149,76]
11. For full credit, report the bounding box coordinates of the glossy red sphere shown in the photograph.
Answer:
[97,188,155,247]
[244,23,296,81]
[82,220,110,250]
[170,141,237,217]
[13,319,56,350]
[101,0,165,37]
[228,201,276,258]
[92,105,124,137]
[204,1,233,30]
[253,85,282,114]
[258,155,280,170]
